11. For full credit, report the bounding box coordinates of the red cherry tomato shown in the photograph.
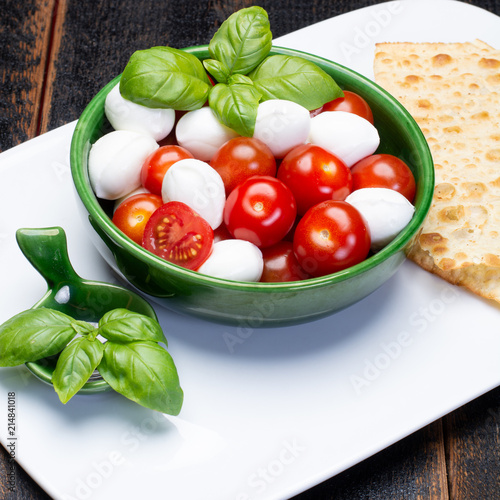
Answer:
[213,223,233,243]
[142,201,214,270]
[277,144,353,215]
[224,176,297,248]
[293,200,371,277]
[260,241,310,282]
[311,91,374,124]
[210,137,277,195]
[141,145,193,195]
[112,193,163,245]
[351,154,416,202]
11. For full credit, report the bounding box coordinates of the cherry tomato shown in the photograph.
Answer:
[142,201,214,270]
[311,91,374,124]
[293,200,371,277]
[351,154,416,202]
[210,137,277,195]
[141,145,193,195]
[261,241,310,282]
[213,223,233,243]
[112,193,163,245]
[277,144,352,215]
[224,176,297,248]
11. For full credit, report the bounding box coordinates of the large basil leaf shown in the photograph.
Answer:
[97,308,166,344]
[209,6,272,75]
[209,82,261,137]
[249,54,344,110]
[0,308,83,367]
[99,341,183,415]
[119,46,211,111]
[52,337,104,404]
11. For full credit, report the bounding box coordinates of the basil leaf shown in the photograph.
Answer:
[209,6,272,75]
[203,59,230,84]
[97,308,166,344]
[249,54,344,110]
[52,337,104,404]
[99,341,183,415]
[209,83,261,137]
[0,308,79,367]
[228,74,253,86]
[120,46,211,111]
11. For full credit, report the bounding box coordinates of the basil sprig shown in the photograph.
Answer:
[0,307,183,415]
[118,6,343,137]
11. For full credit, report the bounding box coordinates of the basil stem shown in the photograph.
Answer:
[0,308,79,367]
[98,341,183,415]
[52,337,104,404]
[249,54,344,110]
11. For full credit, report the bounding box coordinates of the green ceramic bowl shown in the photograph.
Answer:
[70,45,434,327]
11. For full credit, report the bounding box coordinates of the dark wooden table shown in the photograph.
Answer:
[1,0,499,498]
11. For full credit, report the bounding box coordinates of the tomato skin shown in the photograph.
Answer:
[261,241,310,282]
[224,176,297,248]
[112,193,163,245]
[141,145,193,195]
[210,137,277,195]
[311,91,374,124]
[278,144,353,215]
[293,200,371,277]
[351,154,416,203]
[142,201,214,270]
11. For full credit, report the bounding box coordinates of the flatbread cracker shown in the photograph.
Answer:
[373,40,500,302]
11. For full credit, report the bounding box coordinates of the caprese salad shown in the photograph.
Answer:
[88,6,416,283]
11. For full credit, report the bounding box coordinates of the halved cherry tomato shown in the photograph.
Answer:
[224,176,297,248]
[278,144,352,215]
[311,91,374,124]
[293,200,371,277]
[112,193,163,245]
[210,137,276,195]
[261,241,310,282]
[351,154,416,202]
[141,145,193,195]
[142,201,214,270]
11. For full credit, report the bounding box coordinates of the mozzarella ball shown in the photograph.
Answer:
[308,111,380,167]
[161,158,225,229]
[345,188,415,251]
[104,84,176,141]
[197,239,263,281]
[253,99,310,158]
[175,107,239,161]
[89,130,158,200]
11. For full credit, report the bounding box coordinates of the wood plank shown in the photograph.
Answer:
[444,386,500,499]
[0,0,55,151]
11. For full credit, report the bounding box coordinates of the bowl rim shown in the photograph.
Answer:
[70,44,434,292]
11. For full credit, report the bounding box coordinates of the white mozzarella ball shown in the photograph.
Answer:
[104,84,176,141]
[161,158,225,229]
[253,99,310,158]
[197,239,263,281]
[175,107,238,161]
[89,130,158,200]
[308,111,380,167]
[345,188,415,251]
